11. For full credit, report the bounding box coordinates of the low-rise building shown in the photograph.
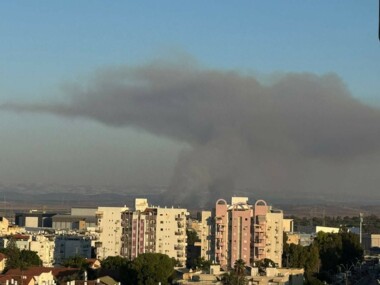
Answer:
[2,267,56,285]
[248,267,304,285]
[54,235,92,265]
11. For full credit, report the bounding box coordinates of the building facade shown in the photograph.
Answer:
[95,206,128,259]
[54,235,92,265]
[120,200,188,265]
[214,197,283,269]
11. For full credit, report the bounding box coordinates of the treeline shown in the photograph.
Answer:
[289,214,380,233]
[65,254,177,285]
[283,231,363,285]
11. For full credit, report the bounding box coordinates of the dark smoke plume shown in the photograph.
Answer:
[2,60,380,206]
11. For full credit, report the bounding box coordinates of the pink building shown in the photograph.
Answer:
[215,197,252,268]
[214,197,283,269]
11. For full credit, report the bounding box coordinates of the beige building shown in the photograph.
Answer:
[188,211,213,260]
[95,206,129,259]
[252,200,283,267]
[362,234,380,251]
[30,235,55,266]
[0,217,25,236]
[248,267,304,285]
[286,233,300,245]
[2,267,56,285]
[283,219,294,233]
[121,200,188,265]
[315,226,339,233]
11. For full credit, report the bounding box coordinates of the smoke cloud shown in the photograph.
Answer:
[3,59,380,207]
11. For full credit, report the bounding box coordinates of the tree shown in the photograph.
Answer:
[192,257,212,272]
[20,250,42,267]
[4,238,21,270]
[62,255,89,271]
[186,229,200,246]
[101,256,129,271]
[3,238,42,271]
[125,253,176,285]
[220,259,248,285]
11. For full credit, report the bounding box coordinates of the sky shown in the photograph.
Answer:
[0,1,380,205]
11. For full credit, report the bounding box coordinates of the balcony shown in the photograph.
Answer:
[174,245,184,250]
[95,241,102,247]
[95,227,103,233]
[175,230,184,236]
[177,222,184,228]
[95,211,104,219]
[175,216,184,221]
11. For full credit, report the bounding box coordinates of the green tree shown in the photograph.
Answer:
[101,256,129,271]
[221,259,248,285]
[193,257,212,272]
[4,238,21,270]
[3,238,42,271]
[125,253,176,285]
[20,250,42,267]
[62,255,89,271]
[186,229,200,246]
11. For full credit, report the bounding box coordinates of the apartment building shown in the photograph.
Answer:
[120,199,188,265]
[0,217,24,236]
[215,197,252,268]
[95,206,129,259]
[54,235,92,265]
[214,197,283,269]
[0,234,55,266]
[30,235,55,266]
[252,200,283,267]
[188,211,213,261]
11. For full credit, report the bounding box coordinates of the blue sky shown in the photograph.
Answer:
[0,1,379,188]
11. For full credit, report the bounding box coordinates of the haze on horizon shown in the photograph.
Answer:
[1,1,379,207]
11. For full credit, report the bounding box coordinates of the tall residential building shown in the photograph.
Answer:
[252,200,283,267]
[214,197,283,269]
[95,206,129,259]
[215,197,252,268]
[189,211,213,260]
[120,199,188,265]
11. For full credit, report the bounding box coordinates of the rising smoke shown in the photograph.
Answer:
[2,59,380,207]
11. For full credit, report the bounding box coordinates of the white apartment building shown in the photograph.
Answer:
[95,206,128,259]
[30,235,55,266]
[0,234,55,267]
